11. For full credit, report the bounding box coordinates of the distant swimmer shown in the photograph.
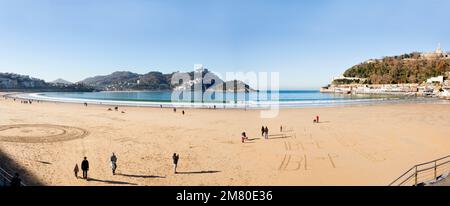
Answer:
[172,153,180,174]
[74,164,79,178]
[81,157,89,180]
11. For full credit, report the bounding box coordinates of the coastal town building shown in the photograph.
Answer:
[331,75,367,84]
[426,76,444,84]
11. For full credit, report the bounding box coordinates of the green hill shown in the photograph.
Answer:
[337,53,450,85]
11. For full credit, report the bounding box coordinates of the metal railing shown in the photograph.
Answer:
[0,167,26,187]
[389,155,450,186]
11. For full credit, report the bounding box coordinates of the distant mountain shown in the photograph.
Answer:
[0,72,93,92]
[80,71,140,87]
[51,78,73,85]
[79,69,254,92]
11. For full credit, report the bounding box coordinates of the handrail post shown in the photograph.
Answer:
[434,161,437,180]
[415,166,418,186]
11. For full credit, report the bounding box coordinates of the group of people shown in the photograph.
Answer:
[173,108,185,115]
[106,106,125,113]
[313,115,320,123]
[73,156,92,180]
[72,152,181,181]
[20,100,32,104]
[241,126,271,143]
[73,153,117,180]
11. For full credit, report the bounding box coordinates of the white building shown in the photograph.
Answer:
[426,76,444,84]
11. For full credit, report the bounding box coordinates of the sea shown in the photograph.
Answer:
[16,90,442,109]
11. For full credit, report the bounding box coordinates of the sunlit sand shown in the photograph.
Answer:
[0,95,449,186]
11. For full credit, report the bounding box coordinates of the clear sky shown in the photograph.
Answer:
[0,0,449,89]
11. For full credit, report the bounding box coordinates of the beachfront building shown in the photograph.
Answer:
[426,76,444,84]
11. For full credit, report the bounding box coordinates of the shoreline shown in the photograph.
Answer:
[4,92,449,110]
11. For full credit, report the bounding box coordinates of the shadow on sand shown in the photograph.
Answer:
[268,134,293,140]
[315,121,331,124]
[116,173,166,179]
[87,177,138,185]
[0,149,44,186]
[177,170,221,175]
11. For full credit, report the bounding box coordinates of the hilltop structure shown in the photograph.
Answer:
[420,43,449,59]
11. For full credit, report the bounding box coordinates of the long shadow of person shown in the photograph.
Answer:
[176,170,221,175]
[87,177,138,185]
[116,173,166,179]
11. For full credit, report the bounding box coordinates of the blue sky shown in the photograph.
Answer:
[0,0,449,89]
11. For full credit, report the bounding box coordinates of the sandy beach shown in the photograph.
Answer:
[0,94,449,186]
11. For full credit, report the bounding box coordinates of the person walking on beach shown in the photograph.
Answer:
[280,125,283,132]
[172,153,179,174]
[182,110,185,115]
[10,173,21,188]
[110,153,117,175]
[316,115,320,123]
[264,126,269,139]
[74,164,79,178]
[81,157,89,180]
[173,108,177,113]
[261,126,265,137]
[241,132,247,143]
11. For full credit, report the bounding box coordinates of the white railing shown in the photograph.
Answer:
[389,155,450,186]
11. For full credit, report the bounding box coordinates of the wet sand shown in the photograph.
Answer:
[0,95,449,185]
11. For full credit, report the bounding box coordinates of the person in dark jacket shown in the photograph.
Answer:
[81,157,89,180]
[172,153,180,174]
[110,153,117,175]
[10,173,21,188]
[261,126,265,137]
